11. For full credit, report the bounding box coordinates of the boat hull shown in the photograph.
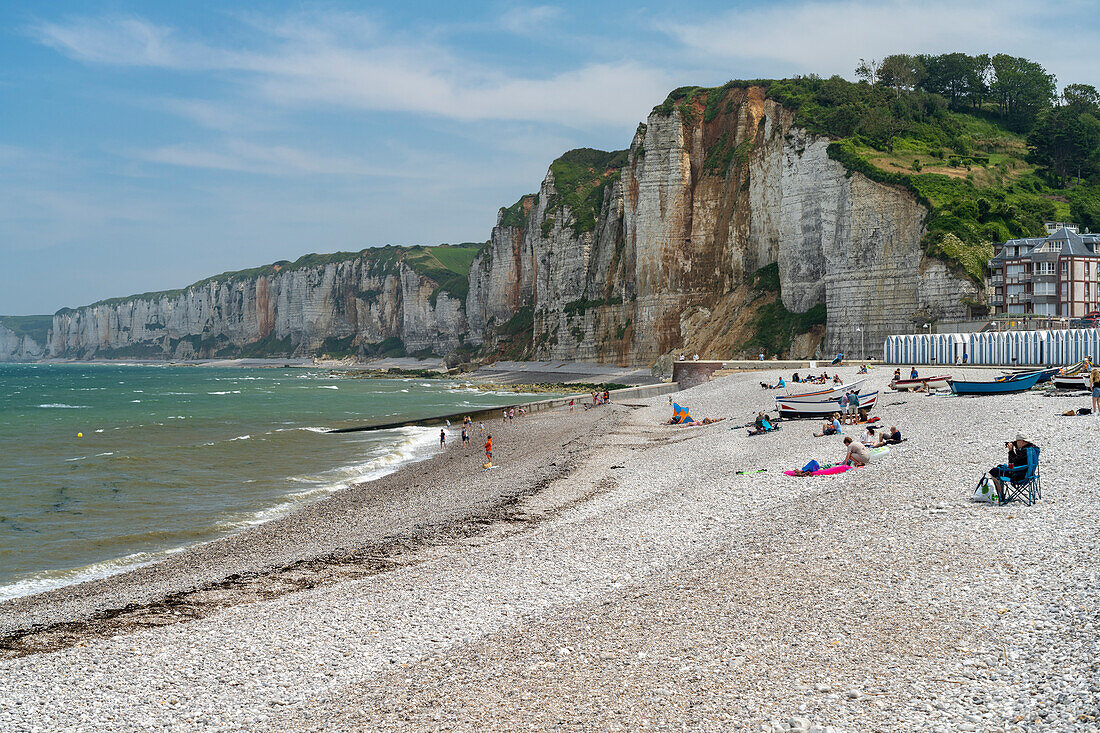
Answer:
[948,372,1042,395]
[777,378,866,403]
[777,391,879,418]
[1052,374,1090,389]
[890,375,950,391]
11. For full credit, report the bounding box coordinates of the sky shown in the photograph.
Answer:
[1,1,1097,314]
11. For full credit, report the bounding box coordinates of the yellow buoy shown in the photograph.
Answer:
[77,432,83,438]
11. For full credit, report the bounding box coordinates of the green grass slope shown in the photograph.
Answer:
[654,76,1099,286]
[0,315,53,343]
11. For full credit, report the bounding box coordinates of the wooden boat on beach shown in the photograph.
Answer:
[1052,374,1090,389]
[889,375,951,391]
[948,372,1042,395]
[776,391,879,418]
[995,367,1061,385]
[778,378,866,403]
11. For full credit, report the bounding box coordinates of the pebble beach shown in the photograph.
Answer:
[1,366,1098,732]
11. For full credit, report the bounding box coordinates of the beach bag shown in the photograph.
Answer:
[973,475,998,504]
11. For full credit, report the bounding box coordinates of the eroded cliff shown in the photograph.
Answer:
[467,85,976,364]
[44,245,478,361]
[5,84,978,366]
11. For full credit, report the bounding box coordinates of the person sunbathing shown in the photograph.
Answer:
[874,426,903,446]
[842,436,871,467]
[813,412,843,437]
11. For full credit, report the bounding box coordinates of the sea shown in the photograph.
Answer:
[0,363,543,601]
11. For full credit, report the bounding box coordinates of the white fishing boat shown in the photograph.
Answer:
[1051,374,1089,389]
[777,391,879,418]
[889,374,951,391]
[777,378,866,403]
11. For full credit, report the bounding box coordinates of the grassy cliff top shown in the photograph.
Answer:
[60,242,486,314]
[653,75,1098,285]
[545,148,630,236]
[0,314,53,343]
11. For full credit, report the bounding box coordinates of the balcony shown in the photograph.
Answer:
[989,276,1003,286]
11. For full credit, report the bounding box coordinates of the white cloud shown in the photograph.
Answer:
[136,140,429,178]
[31,12,668,128]
[664,0,1097,83]
[499,5,563,34]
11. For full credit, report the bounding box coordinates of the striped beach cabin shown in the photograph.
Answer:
[883,329,1100,366]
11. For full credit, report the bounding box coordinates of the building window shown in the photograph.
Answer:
[1087,262,1092,278]
[1061,260,1068,274]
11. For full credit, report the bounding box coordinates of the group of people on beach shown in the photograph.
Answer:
[790,372,843,385]
[439,415,493,465]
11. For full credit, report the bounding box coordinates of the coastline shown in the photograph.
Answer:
[1,366,1097,731]
[0,401,619,643]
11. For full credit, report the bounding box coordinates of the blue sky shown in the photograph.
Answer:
[1,1,1097,314]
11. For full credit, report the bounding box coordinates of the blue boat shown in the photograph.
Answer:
[949,372,1043,395]
[996,367,1060,384]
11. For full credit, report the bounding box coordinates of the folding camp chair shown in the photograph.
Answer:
[1002,445,1041,506]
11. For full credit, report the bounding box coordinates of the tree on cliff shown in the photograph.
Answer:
[1027,84,1100,187]
[855,58,881,86]
[989,54,1057,131]
[878,55,925,98]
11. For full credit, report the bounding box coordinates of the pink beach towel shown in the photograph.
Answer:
[784,465,854,477]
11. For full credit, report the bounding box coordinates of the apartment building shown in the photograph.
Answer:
[987,223,1100,317]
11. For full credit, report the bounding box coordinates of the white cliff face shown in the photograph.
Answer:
[46,254,468,360]
[0,325,45,362]
[12,87,977,366]
[467,86,977,364]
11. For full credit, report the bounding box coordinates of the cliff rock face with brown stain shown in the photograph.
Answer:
[7,86,976,365]
[466,86,976,363]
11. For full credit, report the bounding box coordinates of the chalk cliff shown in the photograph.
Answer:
[0,323,46,362]
[467,86,976,364]
[5,85,977,365]
[45,247,474,360]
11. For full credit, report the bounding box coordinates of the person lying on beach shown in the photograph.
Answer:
[842,436,870,467]
[873,426,903,446]
[813,413,843,437]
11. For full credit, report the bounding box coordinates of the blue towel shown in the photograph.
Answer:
[801,459,821,473]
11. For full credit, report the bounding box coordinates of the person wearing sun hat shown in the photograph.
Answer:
[987,433,1036,501]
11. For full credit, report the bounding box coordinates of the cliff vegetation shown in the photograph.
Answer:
[653,56,1100,286]
[0,315,52,344]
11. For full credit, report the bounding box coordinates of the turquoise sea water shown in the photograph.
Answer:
[0,364,539,600]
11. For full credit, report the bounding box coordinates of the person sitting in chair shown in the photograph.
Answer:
[987,434,1037,501]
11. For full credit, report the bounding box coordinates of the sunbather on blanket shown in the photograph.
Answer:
[873,425,903,446]
[747,412,776,436]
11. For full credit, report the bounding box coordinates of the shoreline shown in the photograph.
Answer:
[1,366,1096,730]
[0,400,620,645]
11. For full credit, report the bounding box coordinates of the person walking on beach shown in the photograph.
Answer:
[461,425,469,450]
[569,398,575,412]
[439,428,447,449]
[502,409,507,424]
[484,434,493,465]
